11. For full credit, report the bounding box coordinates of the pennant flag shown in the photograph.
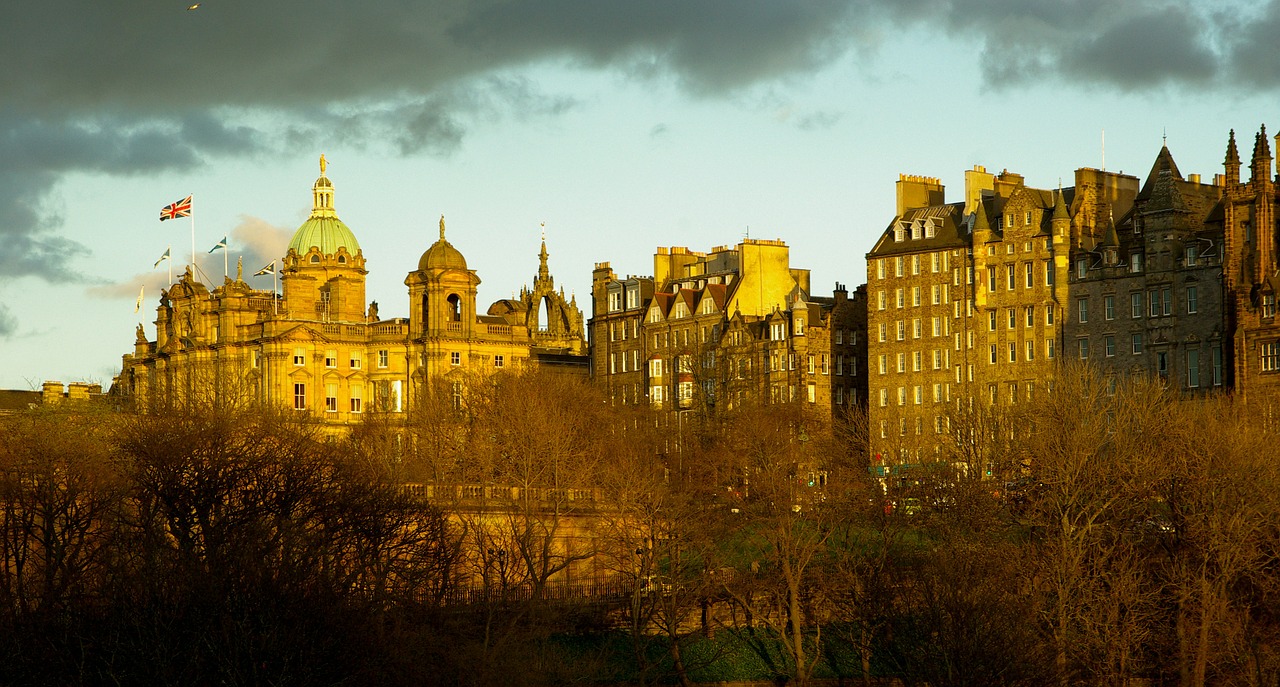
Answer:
[254,260,276,276]
[159,195,192,221]
[208,236,227,253]
[153,247,170,268]
[134,286,144,313]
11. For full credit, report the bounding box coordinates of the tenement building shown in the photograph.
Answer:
[115,158,587,420]
[590,240,866,425]
[866,167,1135,462]
[1063,146,1225,392]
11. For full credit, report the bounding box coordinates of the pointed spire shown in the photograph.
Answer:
[1225,128,1241,185]
[972,198,991,233]
[1252,125,1272,183]
[1053,186,1069,222]
[537,222,550,282]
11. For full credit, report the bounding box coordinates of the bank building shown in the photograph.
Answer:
[114,158,588,419]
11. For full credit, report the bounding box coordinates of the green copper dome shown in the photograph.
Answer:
[289,213,361,255]
[287,158,361,256]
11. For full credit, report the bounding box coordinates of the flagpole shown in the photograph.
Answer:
[190,193,196,273]
[224,241,228,279]
[168,244,173,284]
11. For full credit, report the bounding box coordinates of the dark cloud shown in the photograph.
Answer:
[1,0,1276,290]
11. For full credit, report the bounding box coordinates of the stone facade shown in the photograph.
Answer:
[589,240,866,424]
[115,160,587,420]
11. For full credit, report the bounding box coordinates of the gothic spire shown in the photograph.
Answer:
[1225,129,1241,185]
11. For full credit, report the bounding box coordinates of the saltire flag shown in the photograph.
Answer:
[159,195,193,221]
[208,236,227,253]
[134,286,144,314]
[254,260,276,276]
[153,247,170,268]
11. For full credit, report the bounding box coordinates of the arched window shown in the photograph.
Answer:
[310,254,320,264]
[447,294,461,321]
[538,296,551,331]
[337,255,347,264]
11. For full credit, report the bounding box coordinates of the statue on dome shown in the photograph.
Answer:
[320,153,327,175]
[439,215,446,240]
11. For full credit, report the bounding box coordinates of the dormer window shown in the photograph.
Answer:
[924,220,936,238]
[310,255,320,264]
[1186,245,1198,267]
[1264,293,1276,318]
[911,221,922,240]
[337,255,347,264]
[894,225,906,242]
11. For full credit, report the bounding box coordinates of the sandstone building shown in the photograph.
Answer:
[589,240,866,426]
[115,159,587,419]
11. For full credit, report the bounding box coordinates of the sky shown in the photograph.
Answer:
[3,0,1280,389]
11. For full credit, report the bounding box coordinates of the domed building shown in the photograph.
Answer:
[116,158,588,420]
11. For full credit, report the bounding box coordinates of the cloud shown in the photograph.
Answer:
[0,304,16,338]
[85,216,293,300]
[2,0,1277,293]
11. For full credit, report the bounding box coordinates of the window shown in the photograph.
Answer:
[1047,339,1055,360]
[823,354,831,374]
[1076,259,1087,279]
[1007,265,1015,290]
[879,323,887,342]
[1104,295,1114,320]
[896,288,904,308]
[1105,336,1115,357]
[898,387,906,406]
[1148,290,1159,317]
[895,256,903,277]
[1025,262,1033,288]
[1007,308,1016,330]
[880,389,888,407]
[1265,294,1277,318]
[1046,261,1054,286]
[1025,305,1034,327]
[1026,339,1035,361]
[350,385,362,413]
[1263,342,1280,372]
[807,384,816,404]
[1130,253,1144,273]
[914,386,923,404]
[325,384,337,412]
[912,255,920,275]
[494,355,505,368]
[1131,293,1142,318]
[988,268,997,293]
[877,259,885,280]
[450,351,461,366]
[1132,333,1144,354]
[349,351,361,369]
[1078,338,1089,360]
[1077,298,1088,323]
[650,358,663,376]
[897,353,905,373]
[1187,350,1200,388]
[913,351,922,372]
[1213,345,1223,386]
[1008,342,1016,362]
[1162,288,1172,316]
[1186,286,1198,314]
[989,344,998,364]
[378,350,389,368]
[836,329,843,345]
[932,252,940,272]
[1025,211,1033,225]
[1186,245,1198,267]
[252,350,261,369]
[293,348,305,366]
[897,321,905,341]
[1157,351,1168,378]
[989,311,997,331]
[877,291,885,310]
[293,383,306,410]
[913,287,921,307]
[878,355,886,375]
[807,355,815,374]
[325,350,337,368]
[933,350,942,370]
[1046,304,1054,326]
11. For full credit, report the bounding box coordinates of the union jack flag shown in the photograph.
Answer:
[159,195,192,221]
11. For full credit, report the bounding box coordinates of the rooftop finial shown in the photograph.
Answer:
[320,154,327,176]
[439,215,446,241]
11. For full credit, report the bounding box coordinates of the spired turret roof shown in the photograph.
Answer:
[418,215,468,271]
[287,155,362,256]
